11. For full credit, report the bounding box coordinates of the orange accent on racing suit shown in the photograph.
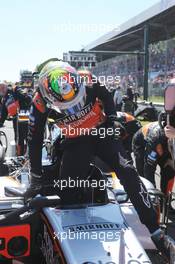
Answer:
[133,122,175,194]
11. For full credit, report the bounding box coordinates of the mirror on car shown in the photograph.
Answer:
[29,195,60,209]
[114,190,129,204]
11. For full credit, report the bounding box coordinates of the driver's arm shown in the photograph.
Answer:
[94,83,116,116]
[28,103,48,175]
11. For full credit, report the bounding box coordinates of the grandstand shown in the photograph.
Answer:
[85,0,175,101]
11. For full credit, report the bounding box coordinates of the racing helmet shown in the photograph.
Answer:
[38,61,86,115]
[33,59,62,91]
[35,58,60,74]
[0,83,8,97]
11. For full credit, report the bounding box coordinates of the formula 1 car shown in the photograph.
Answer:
[0,123,175,264]
[0,138,175,264]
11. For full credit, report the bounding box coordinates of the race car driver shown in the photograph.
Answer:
[26,60,172,258]
[132,121,175,195]
[0,83,32,156]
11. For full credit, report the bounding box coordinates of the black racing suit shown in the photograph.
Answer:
[28,83,159,233]
[0,87,32,156]
[132,122,175,194]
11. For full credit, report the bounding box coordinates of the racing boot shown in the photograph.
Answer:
[24,172,43,201]
[151,228,175,261]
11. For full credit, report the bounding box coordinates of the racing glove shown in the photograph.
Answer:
[106,115,126,138]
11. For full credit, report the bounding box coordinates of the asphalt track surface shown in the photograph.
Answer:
[1,120,175,240]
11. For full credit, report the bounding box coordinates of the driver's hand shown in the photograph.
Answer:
[164,125,175,139]
[106,115,126,138]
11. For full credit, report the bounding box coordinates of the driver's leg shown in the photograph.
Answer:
[97,136,159,233]
[59,137,95,204]
[97,136,173,259]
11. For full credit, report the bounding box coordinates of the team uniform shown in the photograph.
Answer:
[115,112,142,159]
[132,122,175,194]
[0,86,32,155]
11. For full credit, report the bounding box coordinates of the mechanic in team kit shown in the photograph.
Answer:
[26,60,172,258]
[0,82,32,156]
[132,121,175,195]
[113,111,142,161]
